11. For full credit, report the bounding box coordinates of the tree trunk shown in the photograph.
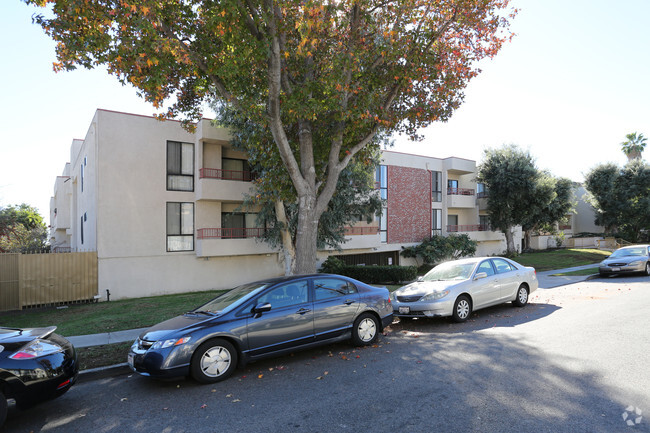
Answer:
[294,194,319,274]
[504,227,516,254]
[524,230,532,251]
[275,200,296,276]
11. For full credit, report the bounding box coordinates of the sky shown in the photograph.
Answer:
[1,0,649,225]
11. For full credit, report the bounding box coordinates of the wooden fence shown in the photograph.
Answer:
[0,252,98,312]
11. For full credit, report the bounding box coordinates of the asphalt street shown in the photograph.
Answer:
[4,275,650,433]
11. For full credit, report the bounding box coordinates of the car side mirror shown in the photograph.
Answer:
[417,276,424,282]
[474,272,488,280]
[252,302,272,318]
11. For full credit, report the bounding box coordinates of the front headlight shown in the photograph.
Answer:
[9,339,63,359]
[628,260,643,267]
[151,336,192,350]
[420,290,450,302]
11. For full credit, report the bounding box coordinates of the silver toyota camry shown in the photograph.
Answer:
[391,257,538,322]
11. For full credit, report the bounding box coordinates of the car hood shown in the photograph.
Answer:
[396,280,461,296]
[0,326,57,344]
[601,256,646,265]
[138,313,215,342]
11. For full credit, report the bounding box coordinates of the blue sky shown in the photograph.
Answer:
[1,0,649,224]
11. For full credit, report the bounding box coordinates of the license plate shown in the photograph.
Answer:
[612,267,621,272]
[127,353,134,368]
[399,306,410,314]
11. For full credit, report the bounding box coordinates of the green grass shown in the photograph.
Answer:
[77,342,132,370]
[551,267,599,277]
[515,248,610,272]
[0,290,225,337]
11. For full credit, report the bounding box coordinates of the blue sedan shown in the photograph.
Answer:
[129,274,393,383]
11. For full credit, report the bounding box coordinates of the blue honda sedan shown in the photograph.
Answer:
[129,274,393,383]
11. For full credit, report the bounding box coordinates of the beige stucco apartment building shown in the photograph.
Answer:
[49,109,520,300]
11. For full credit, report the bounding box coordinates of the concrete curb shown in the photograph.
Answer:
[77,362,132,384]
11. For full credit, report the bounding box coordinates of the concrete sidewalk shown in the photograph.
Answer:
[536,264,599,289]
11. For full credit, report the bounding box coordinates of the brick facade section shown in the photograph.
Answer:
[387,166,431,243]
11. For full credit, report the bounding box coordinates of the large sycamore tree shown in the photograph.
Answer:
[26,0,515,273]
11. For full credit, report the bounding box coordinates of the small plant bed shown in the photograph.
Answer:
[77,342,132,370]
[515,249,610,272]
[550,267,599,277]
[0,289,226,337]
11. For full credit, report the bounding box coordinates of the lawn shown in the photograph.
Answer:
[0,289,225,337]
[515,248,610,272]
[551,266,600,276]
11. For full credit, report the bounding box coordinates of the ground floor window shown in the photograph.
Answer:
[167,202,194,251]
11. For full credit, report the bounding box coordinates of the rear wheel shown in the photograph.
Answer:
[452,295,472,323]
[512,284,529,307]
[645,262,650,276]
[190,339,238,384]
[351,313,379,346]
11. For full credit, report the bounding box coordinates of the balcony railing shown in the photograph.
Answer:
[197,227,267,239]
[344,226,379,236]
[447,224,490,232]
[199,168,256,182]
[447,187,475,196]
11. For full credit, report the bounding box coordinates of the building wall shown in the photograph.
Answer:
[386,165,430,244]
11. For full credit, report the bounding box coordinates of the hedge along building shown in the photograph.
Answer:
[49,109,515,300]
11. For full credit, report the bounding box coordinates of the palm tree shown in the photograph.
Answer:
[621,132,647,161]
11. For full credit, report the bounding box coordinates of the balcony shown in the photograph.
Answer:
[447,188,476,208]
[342,226,381,250]
[195,227,275,257]
[195,169,255,201]
[447,224,504,242]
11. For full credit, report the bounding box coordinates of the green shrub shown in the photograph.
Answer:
[330,265,417,284]
[319,256,345,274]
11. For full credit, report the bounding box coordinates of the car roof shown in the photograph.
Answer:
[246,273,351,286]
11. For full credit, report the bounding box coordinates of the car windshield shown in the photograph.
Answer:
[610,248,646,258]
[193,283,269,315]
[422,261,476,281]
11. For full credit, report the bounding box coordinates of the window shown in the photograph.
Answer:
[477,183,487,198]
[432,209,442,235]
[314,278,357,301]
[447,214,458,230]
[222,158,251,181]
[256,281,309,309]
[376,165,388,242]
[448,179,458,194]
[167,141,194,191]
[221,212,260,238]
[431,171,442,202]
[492,258,515,274]
[479,215,490,231]
[477,260,495,276]
[167,202,194,251]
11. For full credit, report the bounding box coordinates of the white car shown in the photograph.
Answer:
[391,257,538,322]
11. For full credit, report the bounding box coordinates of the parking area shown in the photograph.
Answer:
[4,275,649,432]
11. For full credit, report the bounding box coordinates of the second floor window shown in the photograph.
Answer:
[431,171,442,202]
[167,141,194,191]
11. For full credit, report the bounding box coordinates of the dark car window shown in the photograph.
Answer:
[492,258,515,274]
[257,281,309,309]
[477,260,496,277]
[313,278,357,301]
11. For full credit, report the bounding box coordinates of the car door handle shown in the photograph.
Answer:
[344,299,356,305]
[296,308,311,315]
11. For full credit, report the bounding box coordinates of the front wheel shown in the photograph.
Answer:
[351,313,379,346]
[190,339,238,384]
[452,295,472,323]
[512,284,529,307]
[645,262,650,276]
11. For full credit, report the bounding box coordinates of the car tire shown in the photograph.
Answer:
[190,339,238,384]
[645,262,650,276]
[452,295,472,323]
[512,284,529,307]
[0,390,7,427]
[351,313,379,346]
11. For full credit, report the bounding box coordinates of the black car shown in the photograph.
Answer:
[129,274,393,383]
[0,326,78,426]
